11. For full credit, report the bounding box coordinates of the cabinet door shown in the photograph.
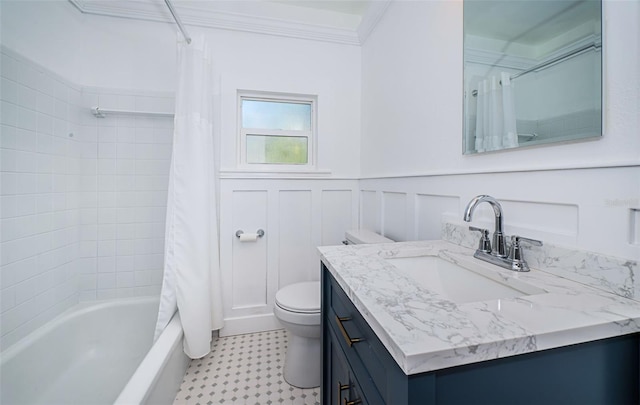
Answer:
[326,327,350,405]
[326,326,369,405]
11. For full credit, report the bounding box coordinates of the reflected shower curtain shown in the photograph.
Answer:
[474,72,518,152]
[154,34,224,359]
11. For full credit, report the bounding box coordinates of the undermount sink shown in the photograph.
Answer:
[385,255,546,304]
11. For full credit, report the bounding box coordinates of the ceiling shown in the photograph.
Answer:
[268,0,372,16]
[464,0,601,45]
[69,0,389,45]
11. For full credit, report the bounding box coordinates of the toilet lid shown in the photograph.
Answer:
[275,281,321,313]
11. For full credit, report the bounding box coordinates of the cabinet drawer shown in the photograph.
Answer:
[325,270,406,405]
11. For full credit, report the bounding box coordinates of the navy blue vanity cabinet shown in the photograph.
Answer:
[321,264,640,405]
[322,265,420,405]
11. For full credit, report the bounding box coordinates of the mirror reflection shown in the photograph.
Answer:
[463,0,602,154]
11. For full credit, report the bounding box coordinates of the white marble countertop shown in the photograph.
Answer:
[318,240,640,375]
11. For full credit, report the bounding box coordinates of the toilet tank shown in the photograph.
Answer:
[344,229,394,245]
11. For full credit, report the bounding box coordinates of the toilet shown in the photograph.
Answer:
[273,229,394,388]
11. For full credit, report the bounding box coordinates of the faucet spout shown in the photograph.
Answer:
[463,195,507,257]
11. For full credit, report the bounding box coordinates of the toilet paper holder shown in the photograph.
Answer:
[235,229,265,238]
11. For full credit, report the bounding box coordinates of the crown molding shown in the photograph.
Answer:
[465,34,601,70]
[357,0,392,44]
[68,0,388,46]
[464,48,535,70]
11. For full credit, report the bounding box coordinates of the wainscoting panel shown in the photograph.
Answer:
[359,167,639,261]
[278,190,312,289]
[382,191,407,242]
[219,178,358,336]
[360,190,379,234]
[230,190,268,310]
[499,199,578,237]
[416,194,460,240]
[321,190,354,246]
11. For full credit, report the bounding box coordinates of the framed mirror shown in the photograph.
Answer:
[463,0,602,155]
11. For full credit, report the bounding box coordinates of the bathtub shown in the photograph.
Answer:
[1,297,189,405]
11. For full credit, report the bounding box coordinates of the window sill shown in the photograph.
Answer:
[219,167,332,179]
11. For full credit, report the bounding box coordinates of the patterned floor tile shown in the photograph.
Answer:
[173,329,320,405]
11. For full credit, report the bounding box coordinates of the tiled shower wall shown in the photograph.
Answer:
[0,47,174,350]
[1,47,83,350]
[77,88,173,301]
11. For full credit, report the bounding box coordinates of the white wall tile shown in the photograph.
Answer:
[0,78,18,104]
[97,240,116,257]
[78,274,96,291]
[0,53,177,345]
[0,149,17,172]
[116,255,134,272]
[1,286,16,312]
[17,85,37,109]
[36,93,54,116]
[98,143,116,159]
[0,101,18,127]
[97,256,115,273]
[37,113,53,136]
[97,224,117,240]
[116,271,134,288]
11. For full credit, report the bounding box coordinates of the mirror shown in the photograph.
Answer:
[463,0,602,154]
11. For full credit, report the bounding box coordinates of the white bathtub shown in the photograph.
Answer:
[1,297,189,405]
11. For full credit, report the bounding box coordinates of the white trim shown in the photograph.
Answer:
[464,48,536,70]
[359,161,640,180]
[219,314,283,337]
[237,91,317,171]
[357,0,392,44]
[68,0,376,45]
[219,168,334,179]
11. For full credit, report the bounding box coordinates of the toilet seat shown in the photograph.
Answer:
[275,281,320,314]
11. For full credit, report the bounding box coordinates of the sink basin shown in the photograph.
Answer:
[385,256,545,304]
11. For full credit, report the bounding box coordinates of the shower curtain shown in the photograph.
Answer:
[154,34,224,359]
[474,72,518,152]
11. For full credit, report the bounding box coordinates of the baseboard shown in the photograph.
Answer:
[219,313,283,337]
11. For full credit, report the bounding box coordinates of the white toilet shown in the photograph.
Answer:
[273,229,393,388]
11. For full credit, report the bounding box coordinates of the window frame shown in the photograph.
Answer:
[237,91,317,171]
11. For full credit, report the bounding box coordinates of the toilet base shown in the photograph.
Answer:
[283,331,321,388]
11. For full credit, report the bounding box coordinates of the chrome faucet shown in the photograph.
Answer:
[463,195,542,272]
[463,195,507,257]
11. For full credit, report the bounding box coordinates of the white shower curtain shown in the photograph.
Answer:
[154,34,224,359]
[474,72,518,152]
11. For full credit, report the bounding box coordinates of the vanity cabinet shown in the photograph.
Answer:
[321,264,640,405]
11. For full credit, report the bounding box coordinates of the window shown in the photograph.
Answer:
[239,92,316,170]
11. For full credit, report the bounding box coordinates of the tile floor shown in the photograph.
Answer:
[173,329,321,405]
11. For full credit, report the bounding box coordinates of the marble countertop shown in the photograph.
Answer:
[318,240,640,375]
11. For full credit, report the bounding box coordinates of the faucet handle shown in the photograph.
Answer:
[469,226,491,253]
[511,235,543,247]
[508,235,543,272]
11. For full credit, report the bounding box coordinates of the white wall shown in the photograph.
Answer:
[360,0,639,262]
[1,0,362,178]
[361,0,639,176]
[2,0,637,344]
[1,1,363,339]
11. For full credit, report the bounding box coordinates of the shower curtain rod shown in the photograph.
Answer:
[510,42,601,80]
[471,41,601,97]
[164,0,192,44]
[91,107,174,118]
